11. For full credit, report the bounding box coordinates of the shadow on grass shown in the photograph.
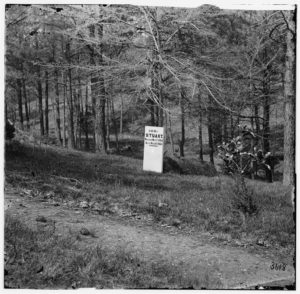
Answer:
[5,142,175,193]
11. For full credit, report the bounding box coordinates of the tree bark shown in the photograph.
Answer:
[17,79,23,130]
[207,107,214,165]
[106,95,111,150]
[198,106,203,161]
[167,111,174,154]
[89,24,107,153]
[223,113,228,143]
[84,85,90,151]
[37,68,44,136]
[283,10,296,189]
[179,87,185,157]
[44,70,49,136]
[66,41,75,149]
[120,96,123,135]
[54,68,62,145]
[254,104,260,135]
[62,71,66,148]
[262,94,270,153]
[110,95,119,152]
[21,64,30,130]
[262,63,271,153]
[78,91,83,150]
[230,114,234,138]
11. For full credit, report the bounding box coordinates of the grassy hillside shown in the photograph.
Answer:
[5,139,294,250]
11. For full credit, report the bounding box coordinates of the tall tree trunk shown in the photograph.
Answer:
[66,42,75,149]
[78,93,83,150]
[73,90,78,148]
[158,73,164,127]
[17,79,23,130]
[262,94,270,153]
[96,75,107,153]
[150,73,159,127]
[230,114,234,138]
[120,96,123,135]
[44,70,49,136]
[167,111,174,154]
[262,64,271,153]
[254,104,260,135]
[207,107,214,165]
[54,68,62,145]
[198,106,203,161]
[111,95,119,152]
[179,87,185,157]
[62,72,66,148]
[84,85,90,151]
[89,24,107,153]
[21,69,29,130]
[35,37,44,135]
[223,113,228,143]
[106,95,111,150]
[283,10,296,189]
[149,98,156,126]
[37,68,44,136]
[91,77,96,151]
[67,69,75,149]
[215,111,223,145]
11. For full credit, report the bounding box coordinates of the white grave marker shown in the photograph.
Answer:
[143,126,164,173]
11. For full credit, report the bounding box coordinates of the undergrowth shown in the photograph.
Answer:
[4,215,220,289]
[5,142,295,249]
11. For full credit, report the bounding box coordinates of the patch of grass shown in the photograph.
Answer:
[4,215,220,289]
[5,141,295,249]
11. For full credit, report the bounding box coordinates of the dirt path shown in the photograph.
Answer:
[5,189,295,289]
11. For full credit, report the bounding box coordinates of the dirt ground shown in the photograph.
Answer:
[4,184,295,290]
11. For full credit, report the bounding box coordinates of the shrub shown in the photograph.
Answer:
[231,174,259,216]
[163,156,217,176]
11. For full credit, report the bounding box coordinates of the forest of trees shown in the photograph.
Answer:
[5,4,296,186]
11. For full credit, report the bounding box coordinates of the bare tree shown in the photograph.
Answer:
[282,10,296,189]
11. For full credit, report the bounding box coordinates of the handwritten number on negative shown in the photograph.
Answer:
[270,262,286,271]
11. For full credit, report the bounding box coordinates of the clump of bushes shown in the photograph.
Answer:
[163,156,217,176]
[231,174,259,217]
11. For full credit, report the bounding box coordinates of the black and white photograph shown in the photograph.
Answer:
[3,1,296,290]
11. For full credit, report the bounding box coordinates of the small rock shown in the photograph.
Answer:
[235,240,242,246]
[158,202,168,208]
[71,281,81,289]
[172,218,181,227]
[46,191,55,198]
[36,265,44,273]
[80,227,90,236]
[79,201,89,209]
[68,200,75,207]
[92,203,102,212]
[256,238,265,246]
[36,216,47,223]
